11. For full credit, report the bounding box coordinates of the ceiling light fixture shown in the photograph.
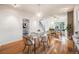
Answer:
[36,4,43,18]
[36,12,42,17]
[12,4,20,8]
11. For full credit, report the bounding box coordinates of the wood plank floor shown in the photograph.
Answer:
[23,38,79,54]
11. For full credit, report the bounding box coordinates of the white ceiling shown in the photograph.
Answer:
[0,4,79,18]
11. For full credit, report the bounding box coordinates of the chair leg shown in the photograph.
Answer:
[23,44,28,54]
[23,44,26,53]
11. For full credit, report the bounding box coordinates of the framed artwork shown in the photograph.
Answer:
[23,18,29,36]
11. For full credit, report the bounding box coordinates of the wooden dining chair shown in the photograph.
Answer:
[23,36,33,54]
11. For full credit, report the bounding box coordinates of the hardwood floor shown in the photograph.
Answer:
[0,40,25,54]
[0,38,78,54]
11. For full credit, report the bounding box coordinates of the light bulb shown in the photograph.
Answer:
[36,12,42,17]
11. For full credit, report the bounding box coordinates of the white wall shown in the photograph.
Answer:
[0,7,44,45]
[0,8,22,45]
[74,7,79,33]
